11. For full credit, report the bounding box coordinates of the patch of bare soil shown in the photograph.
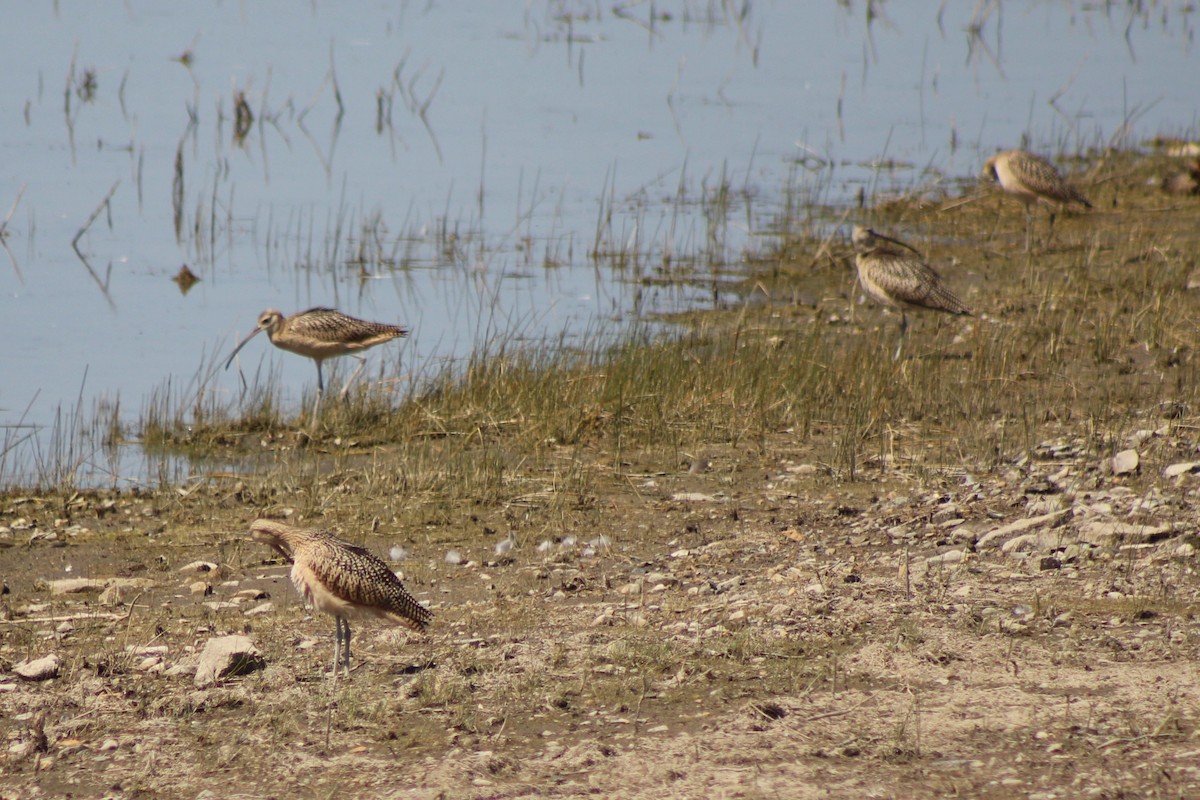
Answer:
[1,429,1199,799]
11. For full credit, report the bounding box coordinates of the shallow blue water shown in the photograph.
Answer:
[0,1,1195,486]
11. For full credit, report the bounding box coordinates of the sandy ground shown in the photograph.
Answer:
[2,427,1199,799]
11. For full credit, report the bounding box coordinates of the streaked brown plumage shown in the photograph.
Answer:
[1161,158,1200,196]
[851,226,972,358]
[248,518,431,675]
[982,149,1092,251]
[224,307,408,411]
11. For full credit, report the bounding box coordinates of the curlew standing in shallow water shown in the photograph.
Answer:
[851,226,972,359]
[248,518,432,677]
[224,307,408,417]
[982,149,1093,252]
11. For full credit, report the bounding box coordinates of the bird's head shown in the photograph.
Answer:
[851,225,877,252]
[248,518,295,562]
[981,155,1000,182]
[225,309,286,370]
[255,309,285,333]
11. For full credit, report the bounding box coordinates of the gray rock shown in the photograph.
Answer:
[976,510,1069,550]
[1026,496,1065,516]
[927,549,966,565]
[45,578,106,594]
[179,561,220,574]
[135,656,164,672]
[671,492,721,503]
[1061,543,1085,561]
[193,635,265,687]
[931,505,961,524]
[1125,430,1154,448]
[1111,450,1140,475]
[243,601,274,617]
[102,578,166,605]
[13,654,62,681]
[164,660,198,678]
[201,600,241,612]
[1078,520,1173,548]
[1001,530,1077,554]
[46,577,155,596]
[1163,462,1200,479]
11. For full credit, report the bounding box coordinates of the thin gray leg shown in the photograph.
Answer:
[329,616,354,678]
[331,619,341,679]
[893,312,908,361]
[312,361,326,422]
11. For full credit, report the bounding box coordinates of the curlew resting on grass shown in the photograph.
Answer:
[248,518,432,677]
[1161,158,1200,197]
[981,149,1093,252]
[224,307,408,417]
[851,225,972,359]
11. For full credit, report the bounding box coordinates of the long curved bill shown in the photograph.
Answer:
[249,527,295,562]
[224,326,264,370]
[868,229,923,257]
[878,232,922,257]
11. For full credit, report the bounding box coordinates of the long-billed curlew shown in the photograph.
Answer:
[1161,158,1200,196]
[982,149,1092,252]
[851,225,972,359]
[224,307,408,416]
[248,518,432,677]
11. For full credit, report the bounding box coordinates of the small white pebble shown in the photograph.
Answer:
[580,547,596,558]
[494,533,515,556]
[445,550,463,565]
[537,540,553,553]
[560,535,577,548]
[389,546,408,562]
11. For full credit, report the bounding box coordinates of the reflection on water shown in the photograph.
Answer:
[0,1,1194,487]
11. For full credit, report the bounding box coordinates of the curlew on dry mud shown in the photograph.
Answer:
[247,518,432,677]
